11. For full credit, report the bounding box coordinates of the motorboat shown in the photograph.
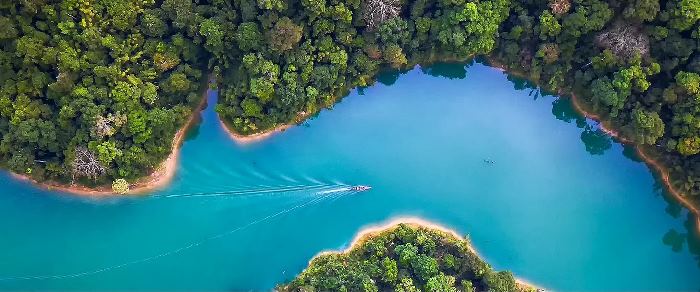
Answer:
[351,185,372,191]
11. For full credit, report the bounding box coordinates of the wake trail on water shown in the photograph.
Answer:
[315,187,352,195]
[0,189,357,282]
[152,183,346,200]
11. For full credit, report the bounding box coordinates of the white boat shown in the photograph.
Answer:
[351,185,372,191]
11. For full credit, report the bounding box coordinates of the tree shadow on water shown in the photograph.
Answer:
[420,62,470,79]
[551,98,586,127]
[663,229,686,252]
[579,125,613,155]
[661,215,700,269]
[376,66,414,86]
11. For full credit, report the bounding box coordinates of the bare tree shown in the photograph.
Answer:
[72,147,106,182]
[596,24,650,59]
[549,0,571,16]
[92,113,127,139]
[362,0,400,30]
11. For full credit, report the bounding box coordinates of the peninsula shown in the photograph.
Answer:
[279,218,542,292]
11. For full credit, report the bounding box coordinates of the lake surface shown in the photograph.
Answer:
[1,62,699,291]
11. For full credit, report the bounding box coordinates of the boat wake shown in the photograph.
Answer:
[315,187,352,195]
[154,183,332,199]
[0,185,357,282]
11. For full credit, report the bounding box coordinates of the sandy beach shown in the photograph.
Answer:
[217,110,314,145]
[308,216,544,291]
[10,92,209,196]
[218,118,292,144]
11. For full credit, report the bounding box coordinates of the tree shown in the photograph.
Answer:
[678,137,700,156]
[425,273,457,292]
[112,179,130,194]
[675,71,700,95]
[0,16,17,40]
[384,44,407,68]
[667,0,700,31]
[596,25,650,59]
[93,141,123,166]
[257,0,285,11]
[72,147,106,181]
[537,43,560,64]
[363,0,401,29]
[549,0,571,16]
[269,18,303,52]
[482,271,516,292]
[162,0,196,28]
[301,0,326,16]
[237,22,263,52]
[200,18,225,55]
[92,113,127,138]
[141,11,168,37]
[630,108,665,145]
[591,77,624,116]
[241,98,263,117]
[395,277,419,292]
[539,11,561,39]
[381,257,398,284]
[623,0,660,21]
[411,254,439,282]
[165,73,191,93]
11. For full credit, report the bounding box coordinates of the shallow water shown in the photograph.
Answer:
[1,62,699,291]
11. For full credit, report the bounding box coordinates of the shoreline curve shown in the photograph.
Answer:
[8,91,209,197]
[486,58,700,237]
[567,93,700,236]
[306,216,545,291]
[218,118,292,145]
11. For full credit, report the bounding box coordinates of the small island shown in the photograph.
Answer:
[279,220,540,292]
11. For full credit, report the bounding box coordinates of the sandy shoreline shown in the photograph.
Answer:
[308,216,544,291]
[9,91,209,197]
[218,118,292,144]
[217,109,315,145]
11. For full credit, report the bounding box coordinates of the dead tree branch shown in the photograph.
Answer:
[72,147,105,182]
[363,0,401,30]
[596,24,650,60]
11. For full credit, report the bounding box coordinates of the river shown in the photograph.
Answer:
[0,62,698,291]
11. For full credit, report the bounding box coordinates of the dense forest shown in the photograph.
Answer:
[1,0,699,198]
[278,223,536,292]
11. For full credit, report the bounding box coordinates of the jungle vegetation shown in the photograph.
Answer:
[1,0,699,200]
[278,223,537,292]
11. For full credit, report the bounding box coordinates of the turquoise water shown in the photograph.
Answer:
[1,62,699,291]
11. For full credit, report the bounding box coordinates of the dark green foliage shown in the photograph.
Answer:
[491,0,700,196]
[278,224,535,292]
[2,0,700,196]
[0,0,206,185]
[213,0,510,135]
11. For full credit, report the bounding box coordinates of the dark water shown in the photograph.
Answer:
[0,62,698,291]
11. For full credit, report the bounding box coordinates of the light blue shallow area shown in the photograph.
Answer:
[0,62,698,291]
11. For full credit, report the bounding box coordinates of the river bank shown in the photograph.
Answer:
[9,92,209,196]
[219,119,293,144]
[567,92,700,236]
[483,57,700,236]
[294,217,543,291]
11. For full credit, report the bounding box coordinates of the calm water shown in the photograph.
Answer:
[0,62,699,291]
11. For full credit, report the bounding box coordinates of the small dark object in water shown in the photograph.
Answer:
[483,159,495,164]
